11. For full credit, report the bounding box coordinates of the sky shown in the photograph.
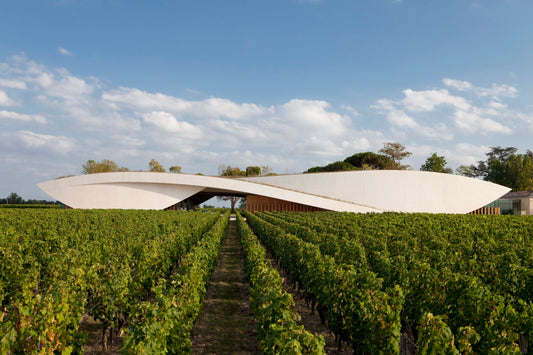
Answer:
[1,0,533,202]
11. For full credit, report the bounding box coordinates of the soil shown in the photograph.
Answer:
[79,314,122,355]
[191,218,259,354]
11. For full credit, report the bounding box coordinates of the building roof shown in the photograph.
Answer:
[38,170,510,213]
[499,191,533,199]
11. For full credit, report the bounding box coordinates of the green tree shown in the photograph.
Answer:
[217,165,244,211]
[245,166,261,176]
[7,192,23,204]
[149,159,165,172]
[169,165,182,173]
[379,142,412,169]
[470,147,533,191]
[306,161,356,173]
[455,165,474,177]
[344,152,396,170]
[82,159,128,174]
[218,165,245,177]
[470,146,517,179]
[420,153,453,174]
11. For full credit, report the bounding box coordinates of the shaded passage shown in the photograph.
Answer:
[191,218,259,354]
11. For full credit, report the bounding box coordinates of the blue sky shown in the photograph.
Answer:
[1,0,533,201]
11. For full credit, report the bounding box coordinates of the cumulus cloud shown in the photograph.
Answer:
[103,87,268,120]
[278,99,350,136]
[0,90,17,106]
[374,80,514,137]
[3,53,531,183]
[453,109,512,134]
[401,88,470,112]
[0,78,27,89]
[373,98,453,140]
[0,110,47,123]
[10,130,75,153]
[142,111,201,137]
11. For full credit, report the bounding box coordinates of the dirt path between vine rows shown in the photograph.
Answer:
[191,218,259,354]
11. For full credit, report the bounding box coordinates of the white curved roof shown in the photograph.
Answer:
[37,170,510,213]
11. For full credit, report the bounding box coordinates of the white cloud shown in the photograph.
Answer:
[0,90,17,106]
[443,78,518,98]
[278,99,350,136]
[374,80,514,137]
[373,98,453,140]
[0,110,47,123]
[401,88,470,112]
[142,111,201,137]
[442,78,473,92]
[58,47,72,56]
[453,109,512,134]
[4,54,531,186]
[341,105,360,117]
[103,87,268,120]
[11,130,75,153]
[0,78,27,89]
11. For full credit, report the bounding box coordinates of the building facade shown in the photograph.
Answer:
[486,191,533,215]
[38,170,510,214]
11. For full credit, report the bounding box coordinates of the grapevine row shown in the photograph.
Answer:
[0,209,221,353]
[122,211,230,353]
[243,210,403,353]
[236,212,326,354]
[259,211,533,354]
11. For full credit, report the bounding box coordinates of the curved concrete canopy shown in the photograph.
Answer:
[37,171,510,213]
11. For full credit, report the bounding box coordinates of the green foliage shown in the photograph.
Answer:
[306,152,398,173]
[455,165,474,177]
[122,211,230,353]
[244,211,403,354]
[470,146,533,191]
[420,153,453,173]
[417,313,459,355]
[237,213,326,354]
[81,159,129,174]
[169,165,182,173]
[253,211,533,354]
[306,161,355,173]
[0,209,222,354]
[246,166,262,176]
[344,151,397,170]
[148,158,165,172]
[379,142,412,169]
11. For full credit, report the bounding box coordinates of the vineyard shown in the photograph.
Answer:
[243,211,533,354]
[0,209,532,354]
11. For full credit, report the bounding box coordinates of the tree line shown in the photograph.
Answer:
[0,192,59,205]
[81,159,182,174]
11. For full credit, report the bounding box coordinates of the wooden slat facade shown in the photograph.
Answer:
[468,207,501,215]
[246,195,324,213]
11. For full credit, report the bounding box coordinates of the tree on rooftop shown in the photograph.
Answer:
[344,152,396,170]
[246,166,261,176]
[420,153,453,174]
[379,142,412,170]
[169,165,182,173]
[82,159,128,174]
[149,159,165,172]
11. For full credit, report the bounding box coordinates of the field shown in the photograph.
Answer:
[1,209,532,354]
